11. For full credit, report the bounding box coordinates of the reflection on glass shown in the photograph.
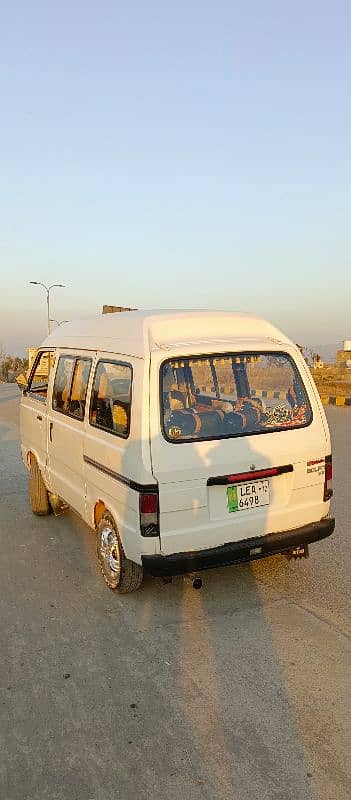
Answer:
[161,352,311,442]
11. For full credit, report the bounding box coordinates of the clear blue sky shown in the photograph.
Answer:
[1,1,350,354]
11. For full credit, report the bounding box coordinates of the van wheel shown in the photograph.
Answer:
[96,512,143,593]
[29,458,50,515]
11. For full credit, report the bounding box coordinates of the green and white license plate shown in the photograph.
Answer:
[227,479,270,512]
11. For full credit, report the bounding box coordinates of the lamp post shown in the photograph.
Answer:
[29,282,65,335]
[50,319,69,327]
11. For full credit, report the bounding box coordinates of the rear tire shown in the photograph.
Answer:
[29,458,50,516]
[96,511,143,593]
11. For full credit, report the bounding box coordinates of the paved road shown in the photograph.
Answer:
[0,384,350,800]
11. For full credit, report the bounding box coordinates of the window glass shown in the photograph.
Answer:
[190,360,214,396]
[52,357,75,413]
[90,361,132,437]
[27,351,55,401]
[52,356,92,419]
[246,356,292,396]
[68,359,92,419]
[161,352,311,442]
[213,357,238,401]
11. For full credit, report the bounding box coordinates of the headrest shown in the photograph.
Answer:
[97,371,112,400]
[70,362,85,402]
[169,390,186,411]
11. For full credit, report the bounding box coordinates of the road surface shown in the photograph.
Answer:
[0,384,350,800]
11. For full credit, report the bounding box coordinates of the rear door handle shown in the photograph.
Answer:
[49,422,53,442]
[37,415,42,421]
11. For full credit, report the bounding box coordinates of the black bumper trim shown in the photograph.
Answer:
[142,518,335,577]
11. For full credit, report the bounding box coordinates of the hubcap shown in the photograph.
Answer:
[100,523,121,583]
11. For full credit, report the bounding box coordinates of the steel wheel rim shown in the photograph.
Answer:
[99,523,121,583]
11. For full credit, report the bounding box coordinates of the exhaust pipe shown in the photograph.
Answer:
[192,576,202,590]
[162,574,203,589]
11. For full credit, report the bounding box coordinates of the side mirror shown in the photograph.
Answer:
[16,374,28,392]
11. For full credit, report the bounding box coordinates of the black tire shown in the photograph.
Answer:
[96,511,143,593]
[29,457,50,515]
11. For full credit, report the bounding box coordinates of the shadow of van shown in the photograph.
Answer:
[101,429,315,799]
[9,420,315,800]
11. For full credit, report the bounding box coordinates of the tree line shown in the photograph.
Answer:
[0,345,28,382]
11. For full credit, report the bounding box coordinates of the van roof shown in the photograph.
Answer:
[42,309,293,358]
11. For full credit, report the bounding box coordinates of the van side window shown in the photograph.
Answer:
[68,359,92,419]
[89,360,132,438]
[52,356,92,420]
[27,351,55,402]
[52,357,76,413]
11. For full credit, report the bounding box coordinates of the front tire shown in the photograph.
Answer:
[29,457,50,516]
[96,512,143,593]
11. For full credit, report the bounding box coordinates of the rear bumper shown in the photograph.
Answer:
[142,517,335,577]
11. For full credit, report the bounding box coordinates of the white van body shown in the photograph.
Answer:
[19,310,334,589]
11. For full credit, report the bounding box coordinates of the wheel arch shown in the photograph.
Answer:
[26,449,42,471]
[90,488,156,564]
[93,500,107,528]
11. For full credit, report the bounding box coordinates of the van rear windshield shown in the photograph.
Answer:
[161,352,312,442]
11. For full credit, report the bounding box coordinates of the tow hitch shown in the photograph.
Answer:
[286,543,309,560]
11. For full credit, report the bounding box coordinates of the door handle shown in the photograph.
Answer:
[37,415,42,421]
[49,422,53,442]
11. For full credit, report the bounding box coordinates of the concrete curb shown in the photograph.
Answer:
[199,387,289,399]
[320,396,351,406]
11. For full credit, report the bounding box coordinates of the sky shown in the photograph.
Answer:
[1,0,351,355]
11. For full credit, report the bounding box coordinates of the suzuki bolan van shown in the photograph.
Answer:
[19,310,335,593]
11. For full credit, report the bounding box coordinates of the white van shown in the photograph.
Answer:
[19,310,335,592]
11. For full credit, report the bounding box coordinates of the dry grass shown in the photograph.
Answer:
[312,366,351,397]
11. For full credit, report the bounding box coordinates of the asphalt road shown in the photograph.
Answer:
[0,384,350,800]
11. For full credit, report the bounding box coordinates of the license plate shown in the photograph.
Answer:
[226,479,270,512]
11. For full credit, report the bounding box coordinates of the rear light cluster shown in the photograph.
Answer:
[139,492,159,537]
[225,466,291,484]
[324,455,333,501]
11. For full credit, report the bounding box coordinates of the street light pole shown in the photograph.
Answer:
[29,282,65,335]
[50,319,69,327]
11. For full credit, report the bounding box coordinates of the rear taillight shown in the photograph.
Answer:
[324,455,333,501]
[140,492,159,537]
